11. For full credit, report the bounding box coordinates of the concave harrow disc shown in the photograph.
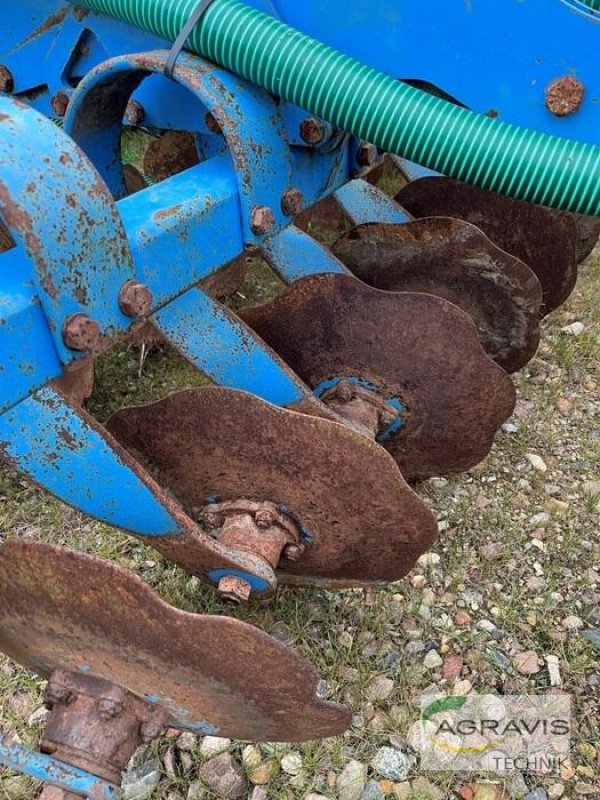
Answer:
[331,218,543,373]
[0,540,350,742]
[396,176,578,314]
[241,275,516,479]
[107,387,437,586]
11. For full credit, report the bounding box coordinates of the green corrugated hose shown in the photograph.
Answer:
[71,0,600,215]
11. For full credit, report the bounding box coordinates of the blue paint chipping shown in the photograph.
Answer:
[207,569,271,593]
[0,388,182,537]
[313,376,405,442]
[0,737,118,798]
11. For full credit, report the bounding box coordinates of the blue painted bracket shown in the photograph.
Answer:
[153,287,307,408]
[65,50,294,243]
[0,734,118,799]
[0,97,134,364]
[261,225,347,282]
[0,386,183,536]
[335,179,411,225]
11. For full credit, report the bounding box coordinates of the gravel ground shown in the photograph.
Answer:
[0,232,598,800]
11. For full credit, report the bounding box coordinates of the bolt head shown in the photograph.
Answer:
[357,141,377,168]
[97,698,124,720]
[51,92,70,118]
[118,280,153,318]
[255,509,275,529]
[0,66,14,94]
[62,313,101,351]
[545,76,585,117]
[300,117,324,145]
[283,544,302,562]
[43,684,75,708]
[281,188,304,217]
[335,380,354,403]
[250,205,275,236]
[125,100,145,126]
[217,575,252,604]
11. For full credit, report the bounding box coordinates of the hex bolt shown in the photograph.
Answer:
[51,91,70,118]
[118,279,153,318]
[335,380,355,403]
[97,697,124,720]
[217,575,253,604]
[281,188,304,217]
[0,66,14,94]
[43,684,75,709]
[125,100,145,126]
[283,544,302,562]
[255,508,275,529]
[200,510,223,530]
[357,141,378,168]
[300,116,324,145]
[62,313,101,352]
[545,76,585,117]
[250,205,275,236]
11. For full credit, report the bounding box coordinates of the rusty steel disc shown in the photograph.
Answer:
[241,275,515,479]
[0,540,350,742]
[574,213,600,264]
[396,176,578,315]
[106,387,436,586]
[331,219,543,373]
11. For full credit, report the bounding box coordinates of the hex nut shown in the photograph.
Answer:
[217,575,252,604]
[250,205,275,236]
[281,188,304,217]
[300,117,324,145]
[545,76,585,117]
[62,314,101,352]
[357,141,378,168]
[125,100,145,126]
[51,92,70,118]
[118,280,153,318]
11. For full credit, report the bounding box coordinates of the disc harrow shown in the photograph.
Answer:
[0,1,598,796]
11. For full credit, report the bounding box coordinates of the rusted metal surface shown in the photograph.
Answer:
[0,540,350,741]
[574,213,600,263]
[396,176,578,314]
[0,219,13,251]
[42,670,168,786]
[331,218,543,373]
[52,357,95,406]
[295,195,348,234]
[142,130,199,183]
[199,255,248,299]
[106,386,437,584]
[545,76,585,117]
[62,314,101,352]
[241,275,516,479]
[320,378,398,439]
[39,787,83,800]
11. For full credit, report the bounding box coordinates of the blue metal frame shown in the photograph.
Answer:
[0,736,118,799]
[1,1,598,145]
